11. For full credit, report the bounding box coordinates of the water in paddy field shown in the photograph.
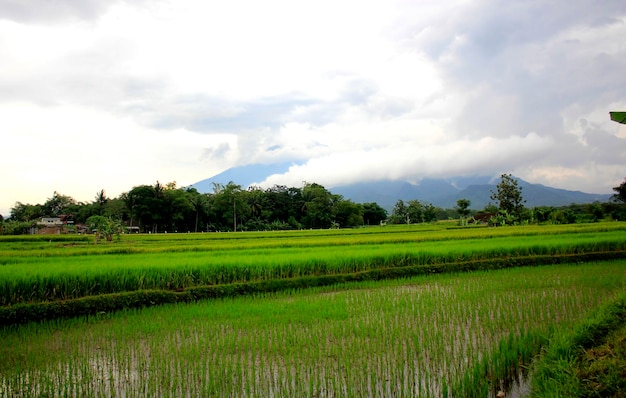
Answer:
[489,370,531,398]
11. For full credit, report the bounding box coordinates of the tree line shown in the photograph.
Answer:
[2,182,392,234]
[467,174,626,226]
[2,175,625,235]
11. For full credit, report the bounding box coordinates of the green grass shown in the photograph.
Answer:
[1,261,625,397]
[575,322,626,396]
[530,293,626,397]
[2,222,624,257]
[2,223,626,396]
[1,223,625,306]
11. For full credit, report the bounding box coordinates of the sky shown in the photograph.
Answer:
[1,0,626,217]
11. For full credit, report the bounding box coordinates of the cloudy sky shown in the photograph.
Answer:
[1,0,626,216]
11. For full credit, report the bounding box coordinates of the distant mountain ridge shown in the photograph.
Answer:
[191,164,612,211]
[332,179,611,211]
[191,162,297,193]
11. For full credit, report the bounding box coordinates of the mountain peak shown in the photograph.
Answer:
[191,162,296,192]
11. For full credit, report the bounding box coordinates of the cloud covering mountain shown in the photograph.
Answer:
[193,165,611,211]
[1,0,625,217]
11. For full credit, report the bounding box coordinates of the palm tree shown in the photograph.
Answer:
[120,192,136,228]
[247,187,264,220]
[186,188,207,233]
[95,189,107,216]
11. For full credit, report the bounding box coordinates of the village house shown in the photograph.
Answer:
[36,215,74,234]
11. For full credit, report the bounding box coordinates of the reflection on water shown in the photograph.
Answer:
[489,370,531,398]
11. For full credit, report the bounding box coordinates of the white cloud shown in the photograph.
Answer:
[1,0,626,217]
[254,132,555,188]
[0,102,224,215]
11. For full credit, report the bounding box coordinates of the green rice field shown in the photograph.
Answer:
[1,223,625,306]
[1,222,626,396]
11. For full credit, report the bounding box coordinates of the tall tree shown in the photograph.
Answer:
[120,191,136,227]
[162,185,194,232]
[186,187,207,233]
[10,202,44,222]
[94,189,108,216]
[389,200,408,224]
[264,185,293,223]
[422,202,438,223]
[300,183,334,229]
[455,198,471,225]
[127,185,158,232]
[246,186,267,220]
[151,181,166,232]
[362,202,388,225]
[455,199,471,218]
[334,199,364,228]
[43,191,76,216]
[103,198,126,220]
[406,200,424,223]
[490,174,526,221]
[211,182,249,231]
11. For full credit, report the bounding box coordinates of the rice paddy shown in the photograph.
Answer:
[1,222,625,397]
[1,223,625,305]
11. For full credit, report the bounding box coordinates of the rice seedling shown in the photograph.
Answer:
[1,260,624,397]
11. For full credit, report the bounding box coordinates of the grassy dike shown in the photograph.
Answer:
[529,293,626,397]
[452,292,626,397]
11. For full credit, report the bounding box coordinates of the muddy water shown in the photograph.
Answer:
[489,371,531,398]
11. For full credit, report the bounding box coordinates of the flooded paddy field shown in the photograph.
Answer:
[2,260,625,397]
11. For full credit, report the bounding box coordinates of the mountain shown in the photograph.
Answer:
[333,178,611,211]
[192,164,612,211]
[191,162,297,193]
